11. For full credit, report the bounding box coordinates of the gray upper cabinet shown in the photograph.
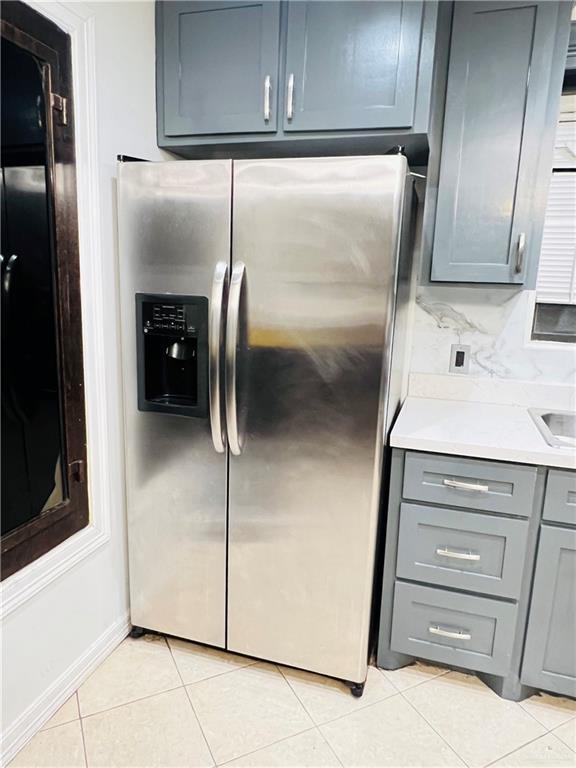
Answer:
[156,0,440,155]
[283,1,423,132]
[431,1,567,284]
[160,1,281,136]
[521,525,576,697]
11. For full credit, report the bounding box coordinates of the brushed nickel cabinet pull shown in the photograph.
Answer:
[264,75,271,122]
[443,478,489,493]
[429,625,471,641]
[515,232,526,274]
[286,73,294,121]
[436,547,480,562]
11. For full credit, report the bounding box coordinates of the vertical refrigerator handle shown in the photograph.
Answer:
[209,261,229,453]
[225,261,246,456]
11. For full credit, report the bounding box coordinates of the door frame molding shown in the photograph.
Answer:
[1,1,114,616]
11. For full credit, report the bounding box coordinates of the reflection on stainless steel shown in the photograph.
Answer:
[529,408,576,449]
[227,156,408,683]
[118,160,231,647]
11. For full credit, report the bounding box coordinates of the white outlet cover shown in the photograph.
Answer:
[449,344,471,374]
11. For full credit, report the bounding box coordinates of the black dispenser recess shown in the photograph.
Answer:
[136,293,209,418]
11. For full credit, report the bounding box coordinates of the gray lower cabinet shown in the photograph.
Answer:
[283,1,423,132]
[378,448,576,701]
[431,1,571,284]
[521,526,576,697]
[397,503,529,598]
[543,469,576,526]
[156,0,440,154]
[392,582,518,676]
[160,1,281,137]
[403,452,537,516]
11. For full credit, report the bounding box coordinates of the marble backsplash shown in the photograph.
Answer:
[409,286,576,386]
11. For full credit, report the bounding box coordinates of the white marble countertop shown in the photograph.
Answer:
[391,397,576,470]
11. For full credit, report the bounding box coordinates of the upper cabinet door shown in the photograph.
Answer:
[161,1,280,136]
[283,1,424,132]
[432,1,561,283]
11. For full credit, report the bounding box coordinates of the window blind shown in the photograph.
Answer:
[536,172,576,304]
[536,96,576,305]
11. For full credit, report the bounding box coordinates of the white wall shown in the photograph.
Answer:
[1,3,165,761]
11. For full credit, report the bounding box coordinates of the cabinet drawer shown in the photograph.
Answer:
[543,470,576,526]
[391,582,517,676]
[397,503,529,598]
[403,452,537,517]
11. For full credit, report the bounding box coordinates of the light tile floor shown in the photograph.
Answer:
[10,634,576,768]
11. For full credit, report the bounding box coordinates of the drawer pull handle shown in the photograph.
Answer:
[429,625,471,641]
[263,75,272,122]
[286,73,295,120]
[442,478,489,493]
[436,547,480,562]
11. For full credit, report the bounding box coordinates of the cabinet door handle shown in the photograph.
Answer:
[442,478,489,493]
[286,73,294,121]
[429,625,471,641]
[436,547,480,562]
[263,75,271,122]
[514,232,526,274]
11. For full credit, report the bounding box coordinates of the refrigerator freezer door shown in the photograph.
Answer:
[228,156,407,682]
[118,160,231,647]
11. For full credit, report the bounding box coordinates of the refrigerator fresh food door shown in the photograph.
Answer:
[228,155,407,682]
[118,160,230,647]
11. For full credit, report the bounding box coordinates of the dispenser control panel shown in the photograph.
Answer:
[136,293,209,419]
[143,302,201,335]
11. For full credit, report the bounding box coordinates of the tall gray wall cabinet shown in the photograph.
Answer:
[156,1,441,159]
[377,449,576,701]
[430,1,572,284]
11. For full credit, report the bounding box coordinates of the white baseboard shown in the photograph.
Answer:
[2,613,130,765]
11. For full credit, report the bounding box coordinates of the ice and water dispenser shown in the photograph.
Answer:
[136,294,209,418]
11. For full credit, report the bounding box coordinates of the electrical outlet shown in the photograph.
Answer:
[449,344,470,374]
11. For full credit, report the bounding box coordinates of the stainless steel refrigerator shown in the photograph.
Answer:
[118,155,413,690]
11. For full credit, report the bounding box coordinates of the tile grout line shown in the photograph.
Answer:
[76,635,256,723]
[482,729,567,768]
[215,725,320,767]
[276,666,343,766]
[377,664,451,695]
[79,684,186,721]
[304,689,404,731]
[398,689,473,768]
[277,664,396,730]
[276,665,318,724]
[40,717,79,733]
[517,699,576,734]
[165,635,218,767]
[315,726,345,767]
[549,727,576,754]
[278,664,411,730]
[77,694,90,768]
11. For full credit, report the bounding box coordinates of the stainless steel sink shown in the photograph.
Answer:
[529,408,576,449]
